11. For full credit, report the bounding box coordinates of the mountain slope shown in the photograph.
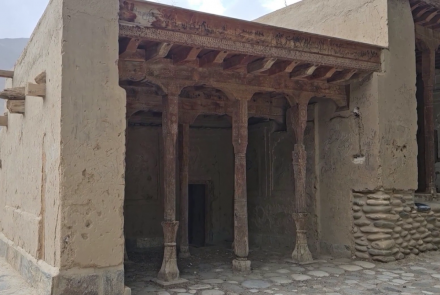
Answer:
[0,38,29,90]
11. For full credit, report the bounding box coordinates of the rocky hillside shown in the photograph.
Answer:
[0,38,29,90]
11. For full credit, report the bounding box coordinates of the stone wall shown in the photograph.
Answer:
[353,191,440,262]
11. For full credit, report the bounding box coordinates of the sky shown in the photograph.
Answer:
[0,0,301,39]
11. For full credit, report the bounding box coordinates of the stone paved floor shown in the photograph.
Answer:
[125,246,440,295]
[0,258,36,295]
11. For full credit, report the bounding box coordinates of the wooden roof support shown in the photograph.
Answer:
[0,87,25,100]
[173,47,202,65]
[120,38,141,58]
[0,115,7,127]
[223,55,252,71]
[290,64,318,79]
[7,101,25,114]
[26,83,46,98]
[247,58,277,74]
[310,66,338,81]
[262,61,299,76]
[328,69,357,84]
[0,70,14,79]
[145,43,173,61]
[199,51,228,68]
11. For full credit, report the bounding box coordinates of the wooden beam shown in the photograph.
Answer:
[0,87,25,100]
[145,43,173,61]
[173,47,202,65]
[262,61,299,76]
[26,83,46,98]
[0,115,8,127]
[119,20,381,72]
[120,38,141,58]
[223,55,251,71]
[0,70,14,79]
[7,100,25,114]
[328,69,357,84]
[199,51,228,68]
[290,64,318,79]
[247,58,277,74]
[310,66,338,81]
[35,72,46,84]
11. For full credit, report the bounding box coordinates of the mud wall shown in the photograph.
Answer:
[125,125,234,247]
[247,114,317,254]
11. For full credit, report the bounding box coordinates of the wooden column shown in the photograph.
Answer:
[157,94,181,283]
[421,44,437,195]
[290,98,313,263]
[232,98,251,272]
[179,123,191,258]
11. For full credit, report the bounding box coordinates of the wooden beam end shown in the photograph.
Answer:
[0,70,14,79]
[7,101,25,114]
[26,83,46,98]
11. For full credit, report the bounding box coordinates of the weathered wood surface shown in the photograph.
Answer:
[119,1,381,72]
[232,98,251,271]
[0,87,26,100]
[411,0,440,29]
[7,100,25,114]
[119,59,348,107]
[0,70,14,79]
[26,83,46,98]
[179,123,190,259]
[125,87,287,123]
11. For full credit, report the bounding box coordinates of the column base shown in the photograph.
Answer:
[232,258,251,273]
[157,221,180,282]
[179,246,191,259]
[292,213,313,263]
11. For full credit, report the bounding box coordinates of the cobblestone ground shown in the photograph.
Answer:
[0,258,36,295]
[125,246,440,295]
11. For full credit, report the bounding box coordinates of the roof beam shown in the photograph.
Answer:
[327,69,357,84]
[223,55,251,71]
[262,61,300,76]
[310,66,338,81]
[290,64,318,79]
[247,58,277,74]
[0,70,14,79]
[120,38,141,58]
[0,87,25,100]
[7,101,25,114]
[145,43,173,61]
[173,47,202,65]
[199,51,228,68]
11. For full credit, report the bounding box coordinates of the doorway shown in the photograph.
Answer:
[188,184,206,247]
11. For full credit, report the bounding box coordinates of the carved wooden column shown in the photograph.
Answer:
[290,96,313,263]
[179,123,190,258]
[421,43,438,195]
[157,93,181,283]
[232,98,251,272]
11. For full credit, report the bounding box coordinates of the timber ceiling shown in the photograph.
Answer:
[118,0,382,120]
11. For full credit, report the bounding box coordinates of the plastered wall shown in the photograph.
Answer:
[255,0,389,47]
[256,0,417,257]
[0,0,63,267]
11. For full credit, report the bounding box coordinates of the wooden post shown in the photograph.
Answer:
[421,44,437,195]
[157,94,181,283]
[179,123,191,258]
[232,98,251,272]
[290,97,313,263]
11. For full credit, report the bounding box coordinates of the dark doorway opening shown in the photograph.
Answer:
[188,184,206,247]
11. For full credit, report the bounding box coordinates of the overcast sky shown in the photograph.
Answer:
[0,0,301,39]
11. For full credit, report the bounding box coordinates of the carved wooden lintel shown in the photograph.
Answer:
[0,70,14,79]
[26,83,46,98]
[0,87,25,100]
[7,100,25,114]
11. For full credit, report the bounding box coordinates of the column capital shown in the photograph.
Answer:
[285,91,314,106]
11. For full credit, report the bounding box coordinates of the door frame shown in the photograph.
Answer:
[188,180,213,245]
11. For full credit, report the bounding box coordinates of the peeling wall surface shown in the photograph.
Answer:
[255,0,389,47]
